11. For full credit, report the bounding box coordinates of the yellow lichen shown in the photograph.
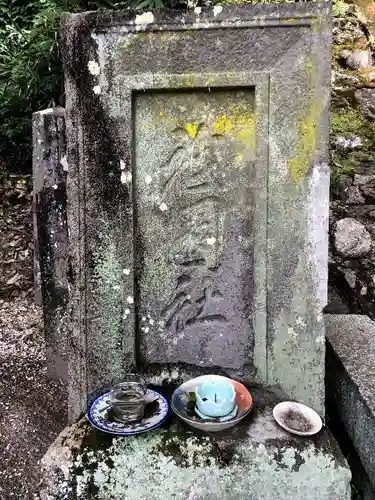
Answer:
[212,108,256,148]
[287,55,321,183]
[185,121,199,139]
[213,114,233,135]
[287,101,320,183]
[185,77,196,87]
[312,20,320,32]
[204,75,218,86]
[235,152,244,166]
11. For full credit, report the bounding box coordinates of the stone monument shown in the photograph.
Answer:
[39,3,352,499]
[62,1,331,422]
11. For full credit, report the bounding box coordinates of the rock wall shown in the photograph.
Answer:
[327,3,375,317]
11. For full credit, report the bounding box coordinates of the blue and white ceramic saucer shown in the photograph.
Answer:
[88,389,169,436]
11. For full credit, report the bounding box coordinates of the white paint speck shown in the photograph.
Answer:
[159,203,168,211]
[135,11,154,25]
[93,85,101,94]
[194,6,202,14]
[123,268,130,275]
[213,5,222,16]
[88,60,100,76]
[145,175,152,185]
[126,296,134,304]
[149,319,154,325]
[120,160,126,170]
[52,184,58,190]
[207,236,216,246]
[144,327,150,333]
[288,327,298,339]
[60,155,68,172]
[124,308,130,315]
[121,171,132,184]
[295,316,305,327]
[142,317,146,322]
[158,320,164,327]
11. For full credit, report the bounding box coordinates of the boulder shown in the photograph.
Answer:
[334,218,372,258]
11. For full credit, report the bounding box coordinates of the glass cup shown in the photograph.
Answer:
[109,374,147,423]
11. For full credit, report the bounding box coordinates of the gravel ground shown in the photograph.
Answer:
[0,176,67,499]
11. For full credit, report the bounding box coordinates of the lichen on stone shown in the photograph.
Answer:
[45,425,351,500]
[288,100,321,183]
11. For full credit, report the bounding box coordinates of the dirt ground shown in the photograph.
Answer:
[0,175,67,499]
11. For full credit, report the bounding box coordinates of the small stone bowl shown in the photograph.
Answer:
[195,381,236,418]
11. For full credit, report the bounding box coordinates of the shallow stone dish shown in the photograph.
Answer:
[273,401,323,437]
[171,375,253,432]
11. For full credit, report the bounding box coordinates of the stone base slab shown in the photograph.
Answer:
[41,387,350,500]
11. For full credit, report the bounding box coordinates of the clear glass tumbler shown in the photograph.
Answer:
[109,374,147,423]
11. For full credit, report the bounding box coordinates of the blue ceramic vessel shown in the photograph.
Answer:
[195,381,236,417]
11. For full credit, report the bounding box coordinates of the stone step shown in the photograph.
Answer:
[326,314,375,500]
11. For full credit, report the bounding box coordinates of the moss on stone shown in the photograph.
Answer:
[330,106,375,187]
[331,108,366,136]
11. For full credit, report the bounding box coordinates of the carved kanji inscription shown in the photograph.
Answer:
[134,89,256,369]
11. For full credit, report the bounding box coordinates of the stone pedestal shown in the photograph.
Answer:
[32,107,69,382]
[41,388,351,500]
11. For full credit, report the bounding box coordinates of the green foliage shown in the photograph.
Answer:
[330,161,355,188]
[332,0,351,17]
[0,0,195,171]
[0,0,66,170]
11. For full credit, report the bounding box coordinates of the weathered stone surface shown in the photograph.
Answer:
[353,174,375,186]
[343,49,370,70]
[61,3,331,421]
[342,186,365,204]
[334,218,372,257]
[135,90,257,371]
[32,108,69,382]
[355,88,375,122]
[41,387,351,500]
[326,314,375,497]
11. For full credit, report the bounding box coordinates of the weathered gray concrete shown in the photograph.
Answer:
[326,314,375,499]
[61,2,332,422]
[40,387,351,500]
[32,107,69,382]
